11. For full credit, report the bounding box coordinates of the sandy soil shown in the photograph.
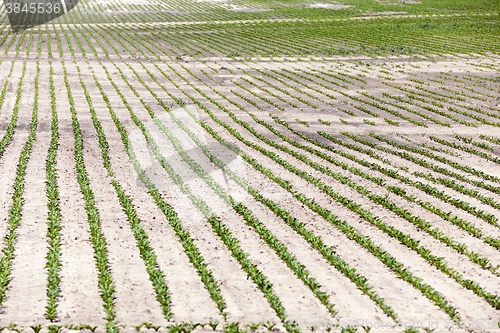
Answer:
[0,7,500,332]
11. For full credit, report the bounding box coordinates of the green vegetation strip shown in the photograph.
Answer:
[346,133,499,226]
[61,62,118,333]
[76,64,172,319]
[129,60,397,322]
[0,61,32,305]
[429,136,500,165]
[90,61,228,318]
[44,62,62,321]
[103,62,299,332]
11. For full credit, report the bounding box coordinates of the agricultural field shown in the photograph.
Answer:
[0,0,499,332]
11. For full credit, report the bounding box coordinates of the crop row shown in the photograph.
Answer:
[75,62,172,320]
[90,60,228,319]
[44,62,62,321]
[150,63,474,320]
[0,61,31,307]
[340,134,500,226]
[133,59,410,320]
[61,61,118,332]
[100,61,306,332]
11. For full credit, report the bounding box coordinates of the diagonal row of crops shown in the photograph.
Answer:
[0,0,500,332]
[1,13,500,60]
[0,57,499,331]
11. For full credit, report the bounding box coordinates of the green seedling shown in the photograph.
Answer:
[48,325,62,333]
[30,326,42,333]
[342,326,358,333]
[223,323,247,333]
[167,323,187,333]
[83,325,98,332]
[209,321,219,331]
[263,321,276,332]
[244,323,262,332]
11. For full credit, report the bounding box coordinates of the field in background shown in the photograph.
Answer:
[0,0,499,332]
